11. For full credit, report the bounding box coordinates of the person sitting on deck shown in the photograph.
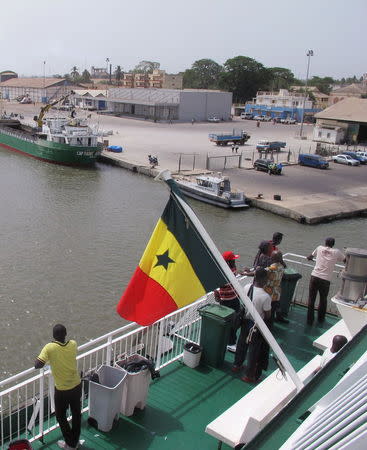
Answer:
[313,335,348,374]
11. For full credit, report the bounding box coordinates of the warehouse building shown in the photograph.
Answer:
[313,97,367,144]
[0,78,76,103]
[78,88,232,122]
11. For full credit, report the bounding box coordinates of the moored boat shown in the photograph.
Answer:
[175,173,249,209]
[0,114,102,166]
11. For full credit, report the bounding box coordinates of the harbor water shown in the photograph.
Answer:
[0,150,366,377]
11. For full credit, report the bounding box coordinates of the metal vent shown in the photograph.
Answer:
[288,373,367,449]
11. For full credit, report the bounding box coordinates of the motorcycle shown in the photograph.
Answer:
[148,155,158,168]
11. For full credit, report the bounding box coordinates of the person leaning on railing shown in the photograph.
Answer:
[306,237,346,325]
[35,324,82,450]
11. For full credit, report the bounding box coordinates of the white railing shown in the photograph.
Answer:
[283,252,344,315]
[0,288,222,447]
[0,255,342,447]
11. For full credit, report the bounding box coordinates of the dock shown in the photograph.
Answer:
[99,150,367,224]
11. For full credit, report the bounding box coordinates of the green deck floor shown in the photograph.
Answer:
[30,306,337,450]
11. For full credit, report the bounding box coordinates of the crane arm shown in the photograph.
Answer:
[35,91,74,128]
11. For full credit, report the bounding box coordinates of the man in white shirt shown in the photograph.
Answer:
[232,268,271,382]
[307,237,345,325]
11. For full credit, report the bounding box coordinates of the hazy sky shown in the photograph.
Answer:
[1,0,365,80]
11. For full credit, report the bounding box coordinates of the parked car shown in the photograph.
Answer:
[254,158,282,174]
[208,116,220,123]
[253,115,265,121]
[240,112,253,120]
[332,154,360,166]
[299,154,329,169]
[281,117,297,124]
[342,151,367,164]
[356,151,367,159]
[256,139,286,152]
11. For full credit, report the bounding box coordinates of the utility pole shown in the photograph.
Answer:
[299,50,313,139]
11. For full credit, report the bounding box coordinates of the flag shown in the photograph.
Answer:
[117,182,228,325]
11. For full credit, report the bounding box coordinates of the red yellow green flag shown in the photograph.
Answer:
[117,183,227,325]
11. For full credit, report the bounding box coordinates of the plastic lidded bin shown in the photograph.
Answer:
[199,304,234,367]
[88,365,127,432]
[115,354,151,417]
[183,342,203,368]
[279,268,302,316]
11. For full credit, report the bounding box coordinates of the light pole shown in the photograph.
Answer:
[299,49,313,138]
[43,60,46,102]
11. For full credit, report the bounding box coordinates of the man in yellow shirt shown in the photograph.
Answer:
[35,324,82,450]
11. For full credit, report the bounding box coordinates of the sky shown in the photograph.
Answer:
[1,0,365,80]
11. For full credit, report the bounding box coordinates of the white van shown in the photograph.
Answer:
[240,112,253,120]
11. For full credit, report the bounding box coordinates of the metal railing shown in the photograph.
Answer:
[283,252,344,315]
[0,255,342,447]
[0,288,221,447]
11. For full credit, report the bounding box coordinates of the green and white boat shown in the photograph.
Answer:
[0,115,102,166]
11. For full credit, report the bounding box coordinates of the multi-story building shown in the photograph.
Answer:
[91,67,109,79]
[244,89,320,122]
[118,70,183,90]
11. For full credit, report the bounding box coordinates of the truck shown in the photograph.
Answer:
[208,130,250,146]
[256,139,286,152]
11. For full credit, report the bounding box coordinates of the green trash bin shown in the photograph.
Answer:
[279,268,302,316]
[198,304,234,367]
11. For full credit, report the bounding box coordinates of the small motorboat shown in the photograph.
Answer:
[175,173,249,209]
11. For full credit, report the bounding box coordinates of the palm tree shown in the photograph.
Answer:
[70,66,80,81]
[115,65,123,86]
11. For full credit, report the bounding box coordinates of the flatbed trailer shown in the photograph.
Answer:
[209,130,250,146]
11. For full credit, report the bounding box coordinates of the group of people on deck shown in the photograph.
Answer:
[216,232,346,384]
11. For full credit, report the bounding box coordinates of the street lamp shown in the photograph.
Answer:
[299,49,313,138]
[43,60,46,102]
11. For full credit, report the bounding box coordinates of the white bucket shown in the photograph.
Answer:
[183,342,202,368]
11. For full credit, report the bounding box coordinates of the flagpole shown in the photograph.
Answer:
[157,170,303,391]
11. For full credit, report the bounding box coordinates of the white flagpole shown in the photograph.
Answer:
[157,170,303,391]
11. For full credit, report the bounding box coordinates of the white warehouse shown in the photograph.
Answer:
[100,88,232,122]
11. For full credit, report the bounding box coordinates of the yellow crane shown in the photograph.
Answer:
[34,91,74,128]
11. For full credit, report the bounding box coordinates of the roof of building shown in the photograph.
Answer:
[314,97,367,122]
[74,89,107,97]
[0,70,17,75]
[0,77,68,88]
[330,83,367,95]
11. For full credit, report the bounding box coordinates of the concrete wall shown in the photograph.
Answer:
[178,91,232,121]
[313,125,345,144]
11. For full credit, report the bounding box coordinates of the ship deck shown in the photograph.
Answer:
[29,305,338,450]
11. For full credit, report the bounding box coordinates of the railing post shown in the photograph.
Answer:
[106,335,113,366]
[39,370,45,440]
[155,323,165,369]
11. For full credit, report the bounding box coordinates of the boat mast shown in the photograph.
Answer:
[157,169,304,391]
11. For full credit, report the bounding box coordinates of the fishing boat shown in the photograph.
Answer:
[175,173,249,209]
[1,250,366,449]
[0,97,102,166]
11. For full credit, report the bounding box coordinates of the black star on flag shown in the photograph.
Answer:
[154,249,175,270]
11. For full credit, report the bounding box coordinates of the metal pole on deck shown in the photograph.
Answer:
[157,170,304,391]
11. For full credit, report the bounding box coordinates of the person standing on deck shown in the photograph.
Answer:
[214,251,244,353]
[35,324,82,450]
[232,268,271,382]
[267,232,287,268]
[264,251,288,324]
[252,240,272,269]
[306,238,345,325]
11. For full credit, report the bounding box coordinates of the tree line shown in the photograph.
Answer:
[53,58,363,104]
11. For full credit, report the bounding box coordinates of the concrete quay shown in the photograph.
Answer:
[6,102,367,224]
